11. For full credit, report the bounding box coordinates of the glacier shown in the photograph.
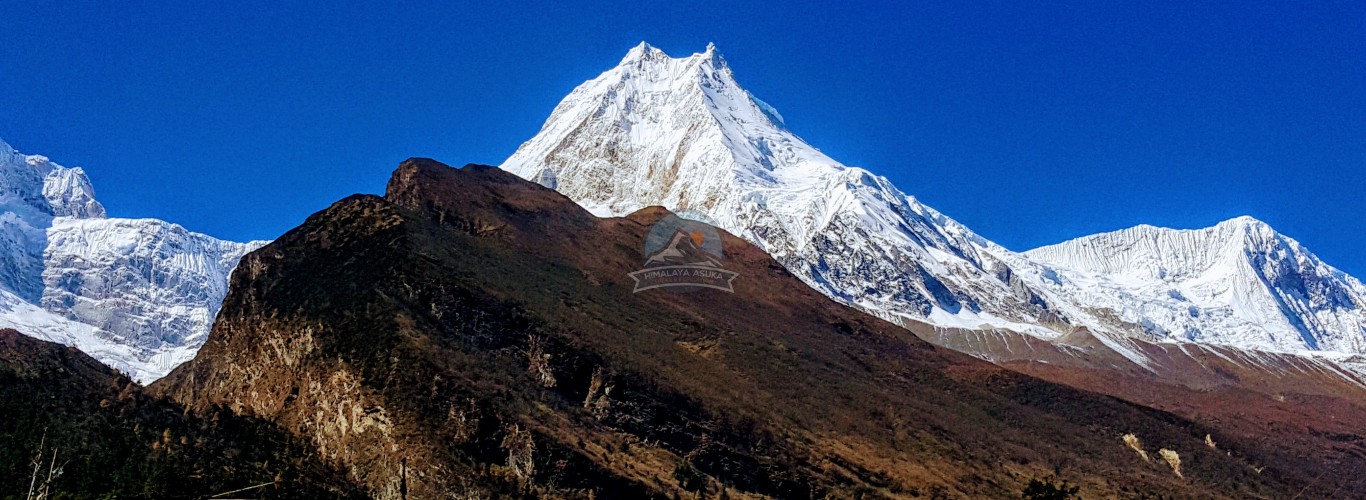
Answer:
[0,138,265,382]
[500,42,1366,367]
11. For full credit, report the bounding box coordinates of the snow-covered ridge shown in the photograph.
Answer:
[0,139,106,302]
[1027,216,1366,353]
[1030,216,1279,279]
[0,138,265,382]
[499,42,1366,368]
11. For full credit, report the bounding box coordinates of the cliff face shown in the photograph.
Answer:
[154,159,1309,498]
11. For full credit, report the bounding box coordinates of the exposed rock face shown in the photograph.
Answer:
[0,138,265,382]
[0,329,363,498]
[154,159,1320,498]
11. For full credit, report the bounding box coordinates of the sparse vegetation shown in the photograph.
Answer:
[128,160,1326,498]
[25,429,66,500]
[1159,449,1183,478]
[583,366,613,418]
[1123,433,1150,462]
[502,424,536,483]
[0,330,364,498]
[526,335,558,388]
[1022,476,1080,499]
[673,460,707,493]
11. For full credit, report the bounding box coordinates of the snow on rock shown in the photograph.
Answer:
[0,138,264,382]
[0,287,158,380]
[0,138,105,302]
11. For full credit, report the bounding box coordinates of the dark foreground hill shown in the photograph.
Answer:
[141,159,1320,498]
[0,329,364,498]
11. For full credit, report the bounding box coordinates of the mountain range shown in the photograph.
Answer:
[5,43,1361,383]
[147,159,1352,497]
[1,42,1365,497]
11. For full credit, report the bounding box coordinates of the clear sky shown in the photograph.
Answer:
[3,1,1364,275]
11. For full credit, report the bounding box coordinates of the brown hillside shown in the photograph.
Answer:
[0,329,363,498]
[152,159,1317,498]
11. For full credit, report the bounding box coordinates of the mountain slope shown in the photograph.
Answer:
[1026,216,1366,354]
[0,328,363,497]
[153,159,1331,498]
[500,43,1366,363]
[0,138,265,381]
[44,217,262,373]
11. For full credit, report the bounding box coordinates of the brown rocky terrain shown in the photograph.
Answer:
[0,329,363,498]
[144,159,1340,498]
[918,324,1366,497]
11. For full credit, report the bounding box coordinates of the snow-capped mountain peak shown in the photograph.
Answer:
[503,43,1066,333]
[500,42,1366,366]
[620,41,669,63]
[1,139,106,302]
[0,138,105,220]
[0,138,265,382]
[1030,216,1315,280]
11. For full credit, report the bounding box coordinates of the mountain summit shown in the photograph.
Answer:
[501,43,1366,363]
[502,43,1066,334]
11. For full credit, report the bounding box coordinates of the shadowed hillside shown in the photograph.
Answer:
[0,329,363,499]
[148,159,1324,498]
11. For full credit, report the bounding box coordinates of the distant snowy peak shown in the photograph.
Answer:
[1028,216,1284,279]
[1027,215,1364,298]
[0,138,266,382]
[1028,217,1366,353]
[504,41,826,210]
[43,165,104,218]
[0,138,105,219]
[499,43,1366,365]
[0,139,106,302]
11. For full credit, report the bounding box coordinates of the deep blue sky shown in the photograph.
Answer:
[3,1,1364,275]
